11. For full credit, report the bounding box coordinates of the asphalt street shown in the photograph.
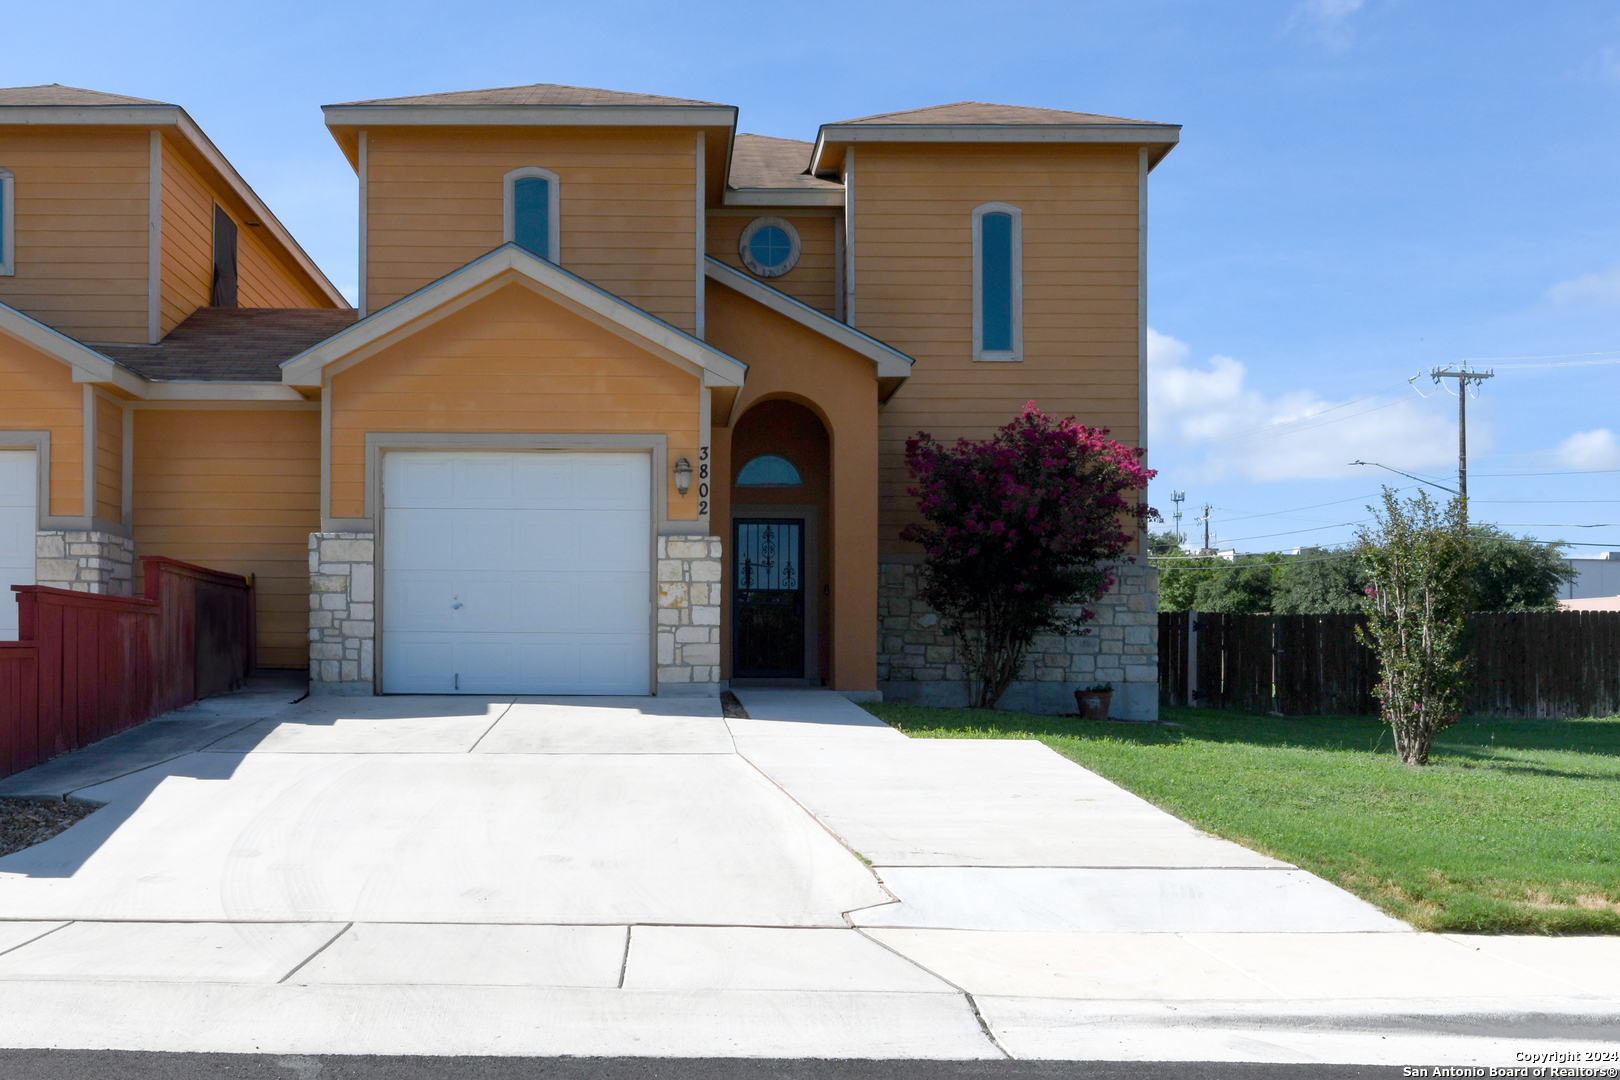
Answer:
[0,1052,1408,1079]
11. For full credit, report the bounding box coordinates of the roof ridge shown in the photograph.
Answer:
[328,81,730,109]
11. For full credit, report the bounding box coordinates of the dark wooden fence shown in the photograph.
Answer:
[0,557,255,779]
[1159,610,1620,719]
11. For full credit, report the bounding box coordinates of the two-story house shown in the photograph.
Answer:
[0,83,1176,718]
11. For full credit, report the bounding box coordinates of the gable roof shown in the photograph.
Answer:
[0,83,166,107]
[98,309,359,381]
[704,258,910,398]
[281,244,747,390]
[725,134,842,208]
[331,83,725,108]
[811,100,1180,175]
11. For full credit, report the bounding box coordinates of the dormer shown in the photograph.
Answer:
[323,83,737,335]
[0,84,346,346]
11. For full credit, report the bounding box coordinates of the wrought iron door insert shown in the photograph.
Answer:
[732,519,805,678]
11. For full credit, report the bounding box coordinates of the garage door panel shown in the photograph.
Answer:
[382,451,652,695]
[384,633,648,695]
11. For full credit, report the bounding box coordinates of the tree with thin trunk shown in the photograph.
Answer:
[1354,487,1473,766]
[901,403,1156,709]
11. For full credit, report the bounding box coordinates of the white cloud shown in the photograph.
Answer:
[1286,0,1365,49]
[1546,265,1620,308]
[1600,46,1620,83]
[1556,428,1620,471]
[1148,328,1458,482]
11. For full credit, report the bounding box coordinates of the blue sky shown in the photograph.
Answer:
[12,0,1620,556]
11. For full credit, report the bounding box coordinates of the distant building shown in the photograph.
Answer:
[1561,553,1620,601]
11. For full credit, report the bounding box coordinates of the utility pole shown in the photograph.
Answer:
[1430,364,1494,521]
[1199,503,1212,555]
[1171,490,1186,546]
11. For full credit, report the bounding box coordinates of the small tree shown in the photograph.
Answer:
[1354,488,1473,766]
[901,403,1155,709]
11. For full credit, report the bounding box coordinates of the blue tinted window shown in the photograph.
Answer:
[749,226,792,270]
[513,177,550,259]
[980,212,1013,352]
[737,455,803,486]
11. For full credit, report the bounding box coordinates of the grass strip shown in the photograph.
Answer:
[863,702,1620,935]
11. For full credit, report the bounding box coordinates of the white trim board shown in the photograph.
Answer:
[280,244,748,390]
[703,258,912,381]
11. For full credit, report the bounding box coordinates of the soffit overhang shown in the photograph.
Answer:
[703,257,911,401]
[810,122,1182,177]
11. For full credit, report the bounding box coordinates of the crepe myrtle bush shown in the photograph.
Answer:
[1354,487,1473,766]
[900,403,1156,709]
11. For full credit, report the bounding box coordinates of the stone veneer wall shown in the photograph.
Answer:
[656,535,722,696]
[35,530,136,597]
[305,531,722,696]
[877,558,1159,720]
[307,532,375,695]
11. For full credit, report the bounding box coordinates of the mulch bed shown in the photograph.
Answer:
[720,691,750,719]
[0,798,97,858]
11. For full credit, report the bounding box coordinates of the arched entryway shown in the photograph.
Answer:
[725,399,831,682]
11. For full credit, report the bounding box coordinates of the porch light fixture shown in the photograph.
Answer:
[673,456,693,496]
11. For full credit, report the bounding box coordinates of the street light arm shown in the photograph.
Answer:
[1349,460,1459,495]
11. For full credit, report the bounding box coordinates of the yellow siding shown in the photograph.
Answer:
[238,223,325,308]
[851,143,1143,549]
[365,128,699,331]
[161,138,332,333]
[705,213,837,316]
[0,128,149,343]
[158,141,214,334]
[0,337,82,517]
[132,407,321,668]
[328,283,701,520]
[96,396,122,523]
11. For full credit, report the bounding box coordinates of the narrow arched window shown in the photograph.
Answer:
[503,167,560,262]
[972,202,1022,361]
[736,455,803,487]
[0,167,15,276]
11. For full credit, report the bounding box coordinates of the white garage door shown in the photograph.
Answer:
[382,451,652,694]
[0,451,36,640]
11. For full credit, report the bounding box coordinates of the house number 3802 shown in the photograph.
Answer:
[698,446,710,515]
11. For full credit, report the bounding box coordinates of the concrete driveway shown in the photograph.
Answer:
[0,681,1615,1064]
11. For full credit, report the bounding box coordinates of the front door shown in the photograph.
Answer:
[732,519,805,678]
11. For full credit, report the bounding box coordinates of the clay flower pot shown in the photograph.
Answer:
[1076,689,1112,720]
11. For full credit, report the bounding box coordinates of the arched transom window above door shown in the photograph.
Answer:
[736,454,803,487]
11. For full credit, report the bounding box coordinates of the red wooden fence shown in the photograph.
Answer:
[0,557,255,780]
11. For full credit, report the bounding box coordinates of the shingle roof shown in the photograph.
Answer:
[97,308,360,382]
[830,101,1162,126]
[0,84,169,107]
[729,134,841,191]
[331,83,727,108]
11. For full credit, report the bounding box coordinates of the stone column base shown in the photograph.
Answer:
[308,532,375,695]
[36,530,135,597]
[656,535,722,697]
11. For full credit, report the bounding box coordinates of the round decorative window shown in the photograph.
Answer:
[739,216,801,278]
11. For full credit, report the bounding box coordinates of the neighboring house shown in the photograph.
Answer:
[0,82,1177,718]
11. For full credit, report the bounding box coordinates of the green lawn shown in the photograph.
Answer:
[862,701,1620,935]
